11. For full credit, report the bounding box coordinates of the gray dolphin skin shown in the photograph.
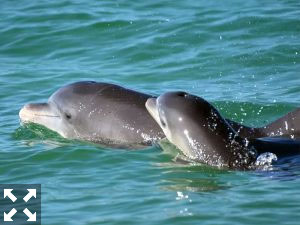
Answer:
[19,81,165,148]
[146,91,300,169]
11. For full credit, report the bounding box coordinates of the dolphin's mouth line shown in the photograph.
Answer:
[32,114,60,118]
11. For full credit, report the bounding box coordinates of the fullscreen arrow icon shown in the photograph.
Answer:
[23,208,36,221]
[4,189,17,202]
[23,189,36,202]
[4,208,17,221]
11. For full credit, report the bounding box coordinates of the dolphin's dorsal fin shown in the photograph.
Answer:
[227,108,300,139]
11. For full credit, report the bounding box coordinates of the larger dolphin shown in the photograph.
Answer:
[19,81,165,148]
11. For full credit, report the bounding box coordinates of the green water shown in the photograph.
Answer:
[1,0,300,224]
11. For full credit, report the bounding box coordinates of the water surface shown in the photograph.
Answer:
[1,0,300,224]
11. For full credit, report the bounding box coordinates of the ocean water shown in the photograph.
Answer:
[1,0,300,224]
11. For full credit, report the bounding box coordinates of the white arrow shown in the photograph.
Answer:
[4,208,17,221]
[23,208,36,222]
[4,189,17,202]
[23,189,36,202]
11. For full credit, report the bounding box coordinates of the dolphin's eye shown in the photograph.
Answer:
[65,112,72,120]
[177,92,186,97]
[160,118,166,127]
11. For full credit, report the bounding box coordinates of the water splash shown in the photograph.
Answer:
[255,152,278,170]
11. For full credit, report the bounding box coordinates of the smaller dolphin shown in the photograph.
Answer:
[146,92,300,169]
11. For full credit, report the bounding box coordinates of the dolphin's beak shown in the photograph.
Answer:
[19,103,59,124]
[145,98,160,126]
[19,103,67,138]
